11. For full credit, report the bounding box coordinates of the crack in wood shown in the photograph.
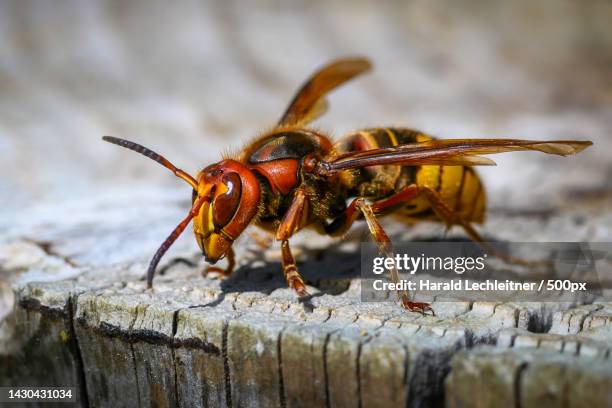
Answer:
[130,343,142,408]
[356,340,363,408]
[221,321,232,408]
[578,305,604,332]
[74,319,221,354]
[513,362,529,408]
[18,297,69,320]
[322,332,333,408]
[171,308,182,408]
[158,257,199,277]
[67,295,90,408]
[23,238,79,268]
[277,329,287,408]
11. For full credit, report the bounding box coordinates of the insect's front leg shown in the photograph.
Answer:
[205,247,235,277]
[280,239,309,298]
[276,188,310,299]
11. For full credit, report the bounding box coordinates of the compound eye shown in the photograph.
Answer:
[212,172,242,228]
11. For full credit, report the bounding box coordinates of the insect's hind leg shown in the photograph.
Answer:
[420,187,539,267]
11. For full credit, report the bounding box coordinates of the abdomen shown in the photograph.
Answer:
[334,127,486,224]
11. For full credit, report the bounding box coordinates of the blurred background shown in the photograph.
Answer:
[1,0,611,208]
[0,1,611,305]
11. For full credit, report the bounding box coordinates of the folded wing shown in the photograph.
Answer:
[324,139,592,172]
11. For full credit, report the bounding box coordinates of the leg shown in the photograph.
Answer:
[249,230,273,250]
[323,185,433,313]
[205,247,235,277]
[420,187,542,267]
[325,184,420,236]
[276,188,310,298]
[354,198,434,315]
[281,239,309,298]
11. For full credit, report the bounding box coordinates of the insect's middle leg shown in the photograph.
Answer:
[248,230,274,250]
[354,198,434,314]
[325,184,420,236]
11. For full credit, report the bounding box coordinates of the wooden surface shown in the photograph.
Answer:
[1,1,612,407]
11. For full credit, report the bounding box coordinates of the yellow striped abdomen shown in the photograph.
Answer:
[406,164,485,223]
[335,127,486,224]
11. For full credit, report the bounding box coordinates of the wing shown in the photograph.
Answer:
[278,57,372,126]
[323,139,592,172]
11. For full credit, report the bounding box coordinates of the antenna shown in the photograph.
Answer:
[103,136,198,189]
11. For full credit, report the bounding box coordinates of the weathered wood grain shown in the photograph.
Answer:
[446,347,612,408]
[3,254,612,406]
